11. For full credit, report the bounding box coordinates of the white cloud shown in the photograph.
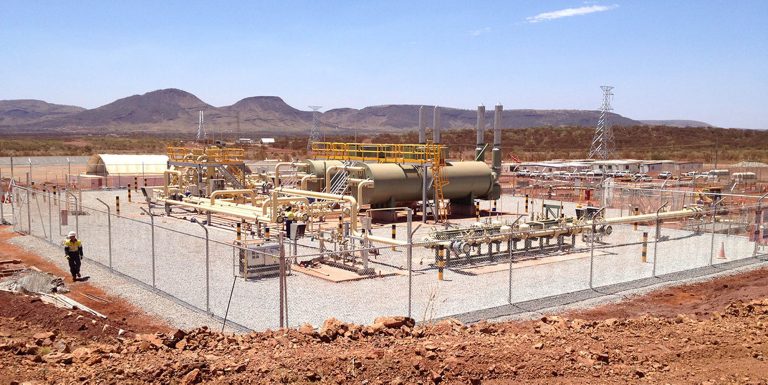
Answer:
[469,27,492,37]
[526,4,618,23]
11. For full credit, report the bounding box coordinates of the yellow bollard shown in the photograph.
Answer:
[236,222,242,241]
[525,194,529,214]
[127,187,132,203]
[641,232,648,262]
[265,226,270,240]
[391,224,397,251]
[134,177,138,192]
[475,201,480,221]
[437,247,445,281]
[492,200,497,213]
[633,207,639,230]
[115,196,120,216]
[53,186,57,206]
[144,178,148,187]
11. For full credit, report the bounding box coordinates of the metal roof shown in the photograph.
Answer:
[86,154,169,176]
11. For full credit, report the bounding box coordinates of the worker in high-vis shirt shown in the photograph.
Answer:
[63,231,83,282]
[284,205,296,235]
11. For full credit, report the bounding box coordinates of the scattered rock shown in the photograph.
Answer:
[181,368,201,385]
[373,316,415,329]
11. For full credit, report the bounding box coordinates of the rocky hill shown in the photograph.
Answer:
[640,119,713,128]
[0,88,707,135]
[0,100,85,127]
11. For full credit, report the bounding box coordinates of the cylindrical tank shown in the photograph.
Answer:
[302,159,344,191]
[303,159,344,178]
[359,161,495,205]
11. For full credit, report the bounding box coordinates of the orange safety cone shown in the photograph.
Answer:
[718,242,727,259]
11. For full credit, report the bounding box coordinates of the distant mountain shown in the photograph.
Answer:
[0,88,707,135]
[0,99,85,126]
[640,120,712,128]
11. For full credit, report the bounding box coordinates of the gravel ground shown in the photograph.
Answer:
[4,189,765,332]
[5,229,242,332]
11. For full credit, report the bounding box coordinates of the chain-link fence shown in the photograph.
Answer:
[2,184,767,332]
[0,157,165,191]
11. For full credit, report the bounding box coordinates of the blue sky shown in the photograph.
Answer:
[1,1,766,128]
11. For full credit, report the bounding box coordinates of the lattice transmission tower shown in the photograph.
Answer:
[308,105,322,150]
[196,111,206,141]
[588,86,615,160]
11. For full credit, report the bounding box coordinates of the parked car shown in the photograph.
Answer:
[659,171,672,179]
[633,173,651,182]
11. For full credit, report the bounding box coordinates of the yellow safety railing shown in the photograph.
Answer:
[310,142,446,164]
[167,147,245,163]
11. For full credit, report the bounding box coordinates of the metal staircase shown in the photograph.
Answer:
[328,169,349,195]
[430,144,449,222]
[218,165,244,189]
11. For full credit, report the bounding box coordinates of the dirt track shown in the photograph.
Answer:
[1,225,767,384]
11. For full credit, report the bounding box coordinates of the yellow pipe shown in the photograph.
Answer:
[261,196,310,216]
[325,165,365,193]
[163,169,182,196]
[209,189,258,206]
[357,179,373,205]
[159,197,272,222]
[300,174,320,190]
[274,162,298,188]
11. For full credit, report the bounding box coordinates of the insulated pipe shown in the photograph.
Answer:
[433,106,441,144]
[493,104,502,147]
[158,197,271,222]
[357,179,374,205]
[492,104,503,176]
[163,169,182,196]
[261,196,310,216]
[275,187,359,230]
[209,189,258,206]
[427,206,708,248]
[418,106,426,144]
[476,105,486,161]
[325,165,365,193]
[300,174,320,190]
[271,188,410,246]
[274,162,297,188]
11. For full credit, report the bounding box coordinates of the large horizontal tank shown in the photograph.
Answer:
[302,159,344,191]
[358,161,499,205]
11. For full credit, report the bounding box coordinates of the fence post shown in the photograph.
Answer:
[709,198,725,267]
[589,222,596,289]
[0,177,4,225]
[652,202,668,277]
[26,185,31,235]
[192,218,210,313]
[406,208,413,318]
[95,198,113,272]
[140,207,156,288]
[48,190,52,243]
[507,238,513,303]
[754,193,768,258]
[278,233,286,328]
[66,190,80,240]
